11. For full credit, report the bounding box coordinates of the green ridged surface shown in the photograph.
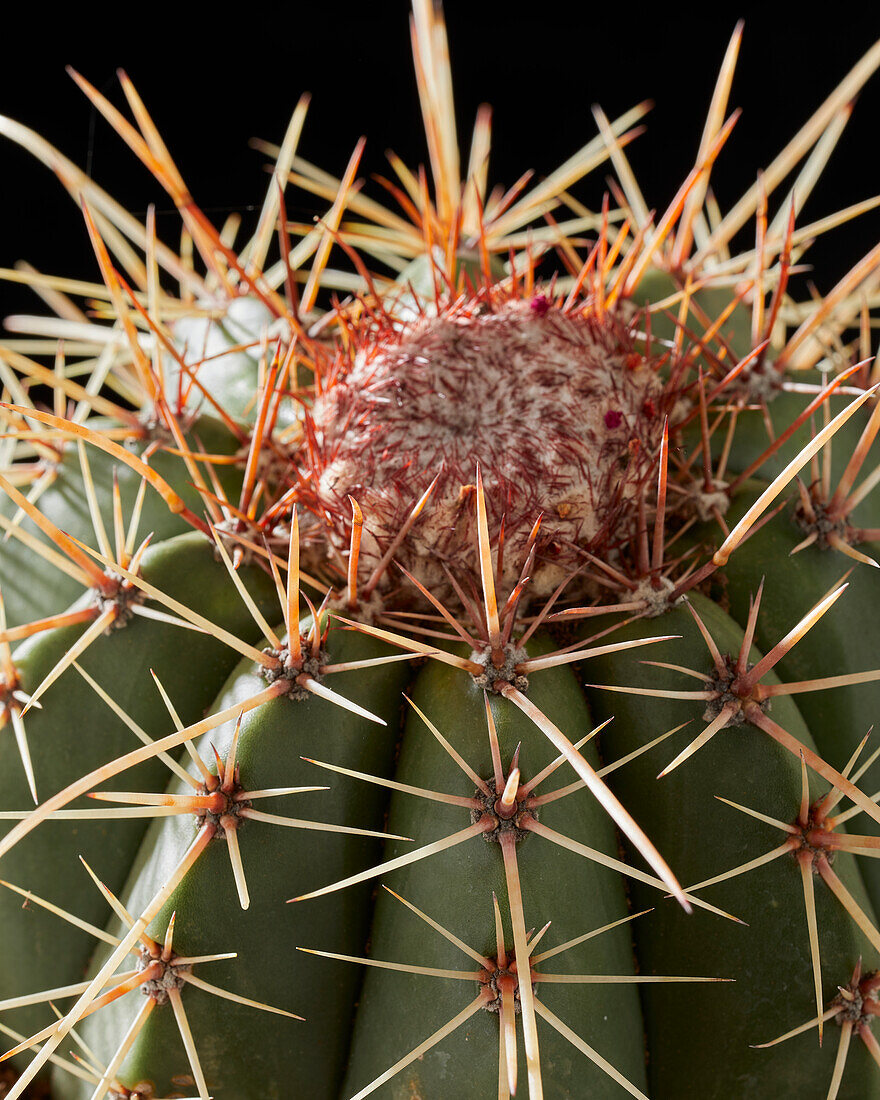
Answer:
[0,414,244,627]
[581,593,880,1098]
[718,485,880,913]
[343,642,648,1099]
[631,268,756,359]
[0,532,276,1065]
[60,626,410,1100]
[2,272,880,1099]
[170,298,297,424]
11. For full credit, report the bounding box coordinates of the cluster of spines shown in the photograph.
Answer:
[2,4,880,1098]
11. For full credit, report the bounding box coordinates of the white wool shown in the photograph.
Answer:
[311,298,665,600]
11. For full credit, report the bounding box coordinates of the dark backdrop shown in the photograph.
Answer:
[1,3,879,317]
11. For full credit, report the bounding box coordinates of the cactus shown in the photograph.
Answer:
[2,6,880,1098]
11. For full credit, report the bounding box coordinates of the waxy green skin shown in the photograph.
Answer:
[344,644,648,1100]
[633,269,756,359]
[4,286,880,1100]
[0,414,245,628]
[169,297,298,426]
[60,626,411,1100]
[581,593,880,1098]
[717,485,880,913]
[709,379,874,492]
[392,251,506,322]
[634,269,870,484]
[59,633,650,1100]
[0,532,277,1062]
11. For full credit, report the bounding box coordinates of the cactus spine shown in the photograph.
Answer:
[2,6,880,1098]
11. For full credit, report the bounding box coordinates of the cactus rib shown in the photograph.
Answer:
[2,5,880,1098]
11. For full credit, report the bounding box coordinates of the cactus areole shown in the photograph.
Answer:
[2,5,880,1100]
[307,293,669,601]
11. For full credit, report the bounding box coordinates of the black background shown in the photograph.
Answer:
[1,3,879,318]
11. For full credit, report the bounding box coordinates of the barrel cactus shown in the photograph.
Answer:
[2,5,880,1098]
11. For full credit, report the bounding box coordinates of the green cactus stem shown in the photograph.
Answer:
[2,5,880,1099]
